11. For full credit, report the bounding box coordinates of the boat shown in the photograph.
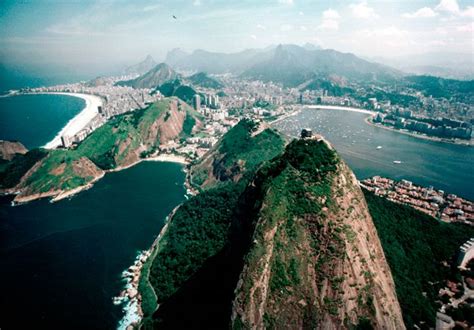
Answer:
[393,160,402,164]
[376,146,383,149]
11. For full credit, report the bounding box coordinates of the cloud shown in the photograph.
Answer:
[250,34,257,40]
[402,7,438,18]
[430,0,473,17]
[460,6,474,17]
[350,1,378,19]
[278,0,294,5]
[318,9,340,31]
[280,24,293,32]
[456,22,474,33]
[300,25,307,31]
[435,0,459,13]
[143,4,161,12]
[318,19,339,31]
[193,0,201,6]
[299,11,304,16]
[357,26,408,38]
[322,9,340,20]
[256,24,266,30]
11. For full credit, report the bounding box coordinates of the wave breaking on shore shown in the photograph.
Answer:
[41,92,103,149]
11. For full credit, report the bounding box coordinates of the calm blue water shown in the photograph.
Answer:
[0,161,186,329]
[0,94,84,149]
[274,109,474,200]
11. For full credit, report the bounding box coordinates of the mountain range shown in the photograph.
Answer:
[163,44,402,87]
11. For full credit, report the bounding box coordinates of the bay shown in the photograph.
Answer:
[273,109,474,200]
[0,161,186,329]
[0,94,84,149]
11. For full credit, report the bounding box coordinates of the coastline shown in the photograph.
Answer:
[25,92,104,149]
[116,198,184,329]
[10,154,189,205]
[116,157,195,329]
[305,104,376,115]
[275,104,472,146]
[365,117,474,146]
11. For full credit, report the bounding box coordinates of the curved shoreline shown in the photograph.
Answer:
[364,117,473,146]
[23,92,105,149]
[281,105,472,146]
[305,104,376,115]
[10,154,189,205]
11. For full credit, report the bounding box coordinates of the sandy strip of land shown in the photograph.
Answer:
[305,104,376,115]
[145,154,189,165]
[40,92,103,149]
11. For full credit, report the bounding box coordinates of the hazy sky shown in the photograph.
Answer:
[0,0,473,72]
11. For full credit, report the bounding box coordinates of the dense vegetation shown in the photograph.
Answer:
[0,149,48,188]
[157,79,197,105]
[148,183,243,303]
[358,90,421,108]
[144,121,287,328]
[190,119,285,189]
[148,121,286,301]
[405,75,474,102]
[304,78,354,97]
[364,190,474,328]
[217,119,285,174]
[187,72,223,89]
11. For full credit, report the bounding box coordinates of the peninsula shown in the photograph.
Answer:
[0,97,203,204]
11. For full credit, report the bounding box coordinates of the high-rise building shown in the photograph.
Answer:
[209,94,219,109]
[193,94,201,111]
[61,135,71,148]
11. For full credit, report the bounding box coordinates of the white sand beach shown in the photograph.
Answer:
[306,104,376,115]
[42,92,103,149]
[145,154,189,165]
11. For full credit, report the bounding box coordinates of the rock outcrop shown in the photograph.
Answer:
[0,140,28,161]
[231,138,405,329]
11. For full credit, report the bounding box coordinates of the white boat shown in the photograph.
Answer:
[393,160,402,164]
[376,146,383,149]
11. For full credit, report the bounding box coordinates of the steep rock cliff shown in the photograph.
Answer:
[231,138,404,329]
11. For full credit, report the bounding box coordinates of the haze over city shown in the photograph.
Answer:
[1,0,473,74]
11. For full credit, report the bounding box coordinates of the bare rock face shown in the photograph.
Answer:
[231,139,405,329]
[0,140,27,161]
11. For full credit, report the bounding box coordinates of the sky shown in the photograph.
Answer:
[0,0,473,74]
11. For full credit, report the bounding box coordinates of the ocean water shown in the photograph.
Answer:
[0,94,84,149]
[0,161,186,329]
[274,109,474,200]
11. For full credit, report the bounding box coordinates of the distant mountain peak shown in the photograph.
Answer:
[123,55,158,75]
[165,48,190,67]
[302,42,322,51]
[117,62,179,89]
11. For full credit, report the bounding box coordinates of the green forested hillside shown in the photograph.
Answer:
[364,190,474,328]
[0,149,48,189]
[142,121,287,328]
[190,119,285,189]
[12,98,198,199]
